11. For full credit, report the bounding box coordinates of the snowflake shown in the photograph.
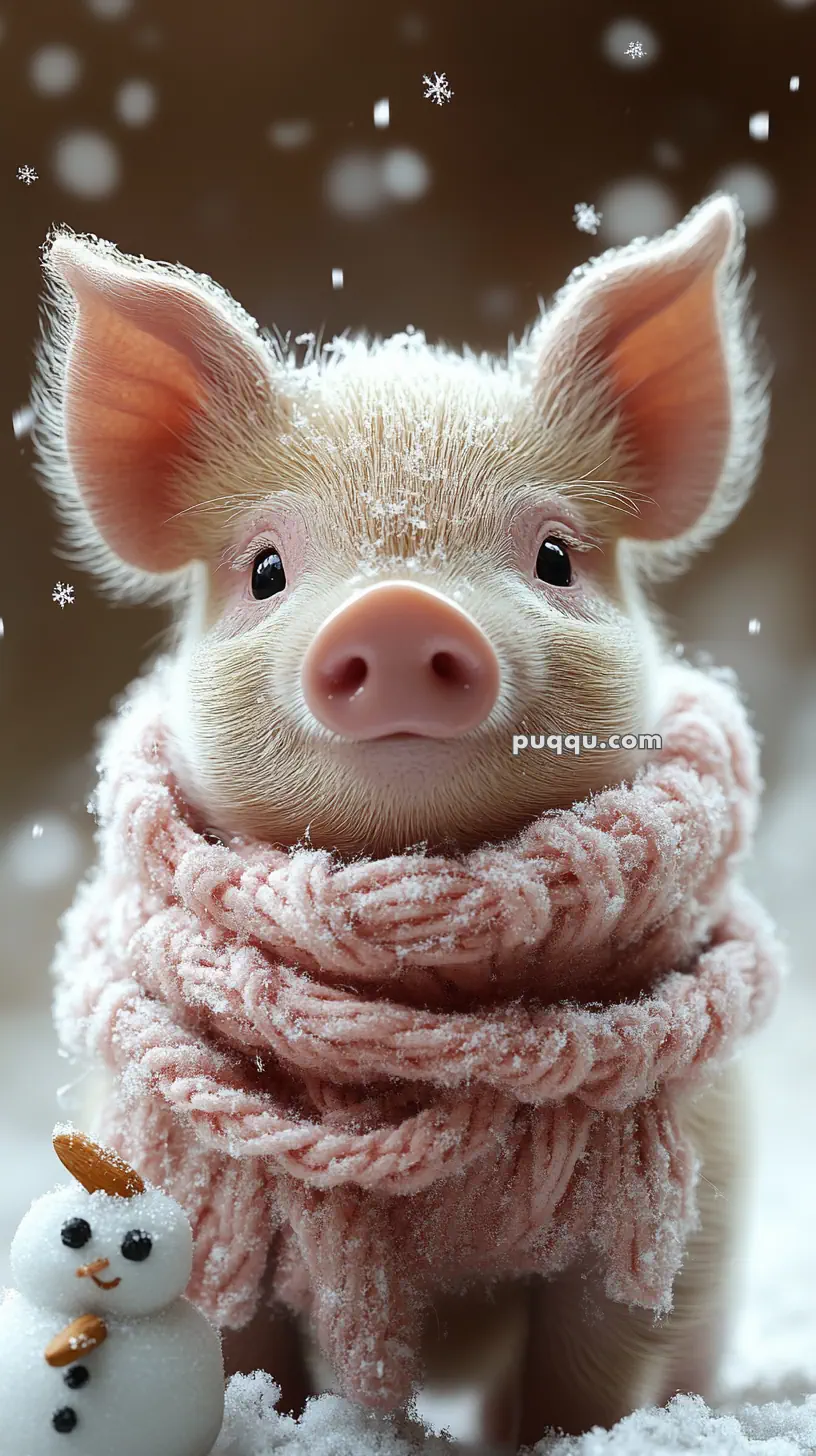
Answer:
[52,581,75,609]
[422,71,453,105]
[17,164,39,185]
[625,40,646,59]
[573,202,602,235]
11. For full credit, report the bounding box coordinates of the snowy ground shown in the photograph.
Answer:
[1,675,815,1453]
[212,1377,816,1454]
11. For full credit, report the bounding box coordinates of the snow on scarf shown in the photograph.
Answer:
[52,657,783,1410]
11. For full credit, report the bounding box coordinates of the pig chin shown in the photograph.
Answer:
[180,730,648,860]
[320,736,649,857]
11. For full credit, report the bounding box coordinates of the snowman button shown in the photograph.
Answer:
[63,1365,90,1390]
[52,1407,78,1433]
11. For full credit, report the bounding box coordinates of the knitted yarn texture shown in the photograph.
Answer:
[52,659,783,1410]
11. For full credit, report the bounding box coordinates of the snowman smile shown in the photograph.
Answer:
[76,1257,121,1291]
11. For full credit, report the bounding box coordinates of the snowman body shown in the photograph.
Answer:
[0,1290,224,1456]
[0,1168,225,1456]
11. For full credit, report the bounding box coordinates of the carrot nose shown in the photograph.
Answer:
[76,1257,110,1279]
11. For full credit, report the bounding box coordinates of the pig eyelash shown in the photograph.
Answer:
[540,529,597,554]
[530,517,601,554]
[226,538,282,574]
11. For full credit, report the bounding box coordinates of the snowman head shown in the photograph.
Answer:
[10,1133,194,1319]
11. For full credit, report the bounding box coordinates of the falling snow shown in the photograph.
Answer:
[12,405,34,439]
[573,201,602,234]
[53,129,121,199]
[749,618,762,635]
[16,165,38,185]
[28,43,82,96]
[331,268,344,289]
[422,72,453,105]
[790,75,800,91]
[714,162,776,227]
[51,581,75,609]
[625,40,646,59]
[85,0,133,16]
[382,148,430,201]
[373,97,390,128]
[267,119,313,150]
[115,77,158,126]
[749,111,770,141]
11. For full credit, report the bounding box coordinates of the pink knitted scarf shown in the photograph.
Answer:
[52,658,782,1410]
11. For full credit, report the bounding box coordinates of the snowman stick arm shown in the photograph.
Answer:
[45,1313,108,1366]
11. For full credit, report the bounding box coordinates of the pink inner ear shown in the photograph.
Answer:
[607,266,731,540]
[65,291,205,572]
[539,200,739,546]
[49,241,273,576]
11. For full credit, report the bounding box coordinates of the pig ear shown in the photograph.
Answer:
[31,228,278,594]
[535,195,769,558]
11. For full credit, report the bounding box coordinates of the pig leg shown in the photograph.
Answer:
[421,1280,530,1449]
[516,1061,749,1443]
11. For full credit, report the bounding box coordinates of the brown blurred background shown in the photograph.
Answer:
[0,0,815,1361]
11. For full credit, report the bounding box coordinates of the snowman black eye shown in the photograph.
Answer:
[121,1229,152,1262]
[61,1218,92,1250]
[251,547,286,599]
[535,536,572,587]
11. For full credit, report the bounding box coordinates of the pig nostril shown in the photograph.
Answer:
[301,583,501,739]
[430,651,471,689]
[326,655,368,699]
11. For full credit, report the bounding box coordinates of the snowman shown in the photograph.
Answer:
[0,1129,225,1456]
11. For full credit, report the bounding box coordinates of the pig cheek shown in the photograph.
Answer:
[506,615,652,808]
[164,629,284,825]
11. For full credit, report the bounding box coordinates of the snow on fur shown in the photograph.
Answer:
[30,195,768,609]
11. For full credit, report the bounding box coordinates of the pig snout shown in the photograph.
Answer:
[300,582,501,740]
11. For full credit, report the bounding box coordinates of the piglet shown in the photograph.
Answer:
[31,195,768,1448]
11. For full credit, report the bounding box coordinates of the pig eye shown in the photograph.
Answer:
[251,547,286,600]
[535,536,572,587]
